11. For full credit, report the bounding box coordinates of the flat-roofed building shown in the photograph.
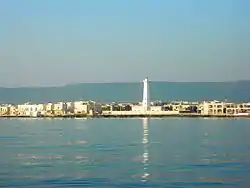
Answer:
[150,106,163,111]
[53,102,67,116]
[0,105,9,116]
[73,101,89,115]
[17,103,45,117]
[202,101,250,115]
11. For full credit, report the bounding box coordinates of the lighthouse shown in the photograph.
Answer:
[142,77,150,111]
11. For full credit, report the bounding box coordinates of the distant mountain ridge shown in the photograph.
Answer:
[1,81,250,104]
[1,80,250,89]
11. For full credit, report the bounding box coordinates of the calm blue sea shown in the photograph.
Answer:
[0,118,250,187]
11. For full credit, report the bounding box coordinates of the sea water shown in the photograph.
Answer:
[0,118,250,187]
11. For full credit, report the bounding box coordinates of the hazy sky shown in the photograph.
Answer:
[0,0,250,86]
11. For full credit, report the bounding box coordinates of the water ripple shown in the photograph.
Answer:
[1,119,250,187]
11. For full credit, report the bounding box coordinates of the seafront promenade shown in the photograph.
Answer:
[1,78,250,118]
[1,112,250,118]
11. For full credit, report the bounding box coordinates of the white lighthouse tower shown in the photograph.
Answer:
[142,77,150,111]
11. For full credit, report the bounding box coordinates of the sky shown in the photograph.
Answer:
[0,0,250,87]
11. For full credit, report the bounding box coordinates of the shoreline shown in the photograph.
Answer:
[1,114,250,119]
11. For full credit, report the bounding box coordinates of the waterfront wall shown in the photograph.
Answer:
[1,100,250,118]
[102,110,180,116]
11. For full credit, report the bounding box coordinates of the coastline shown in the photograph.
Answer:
[1,113,250,119]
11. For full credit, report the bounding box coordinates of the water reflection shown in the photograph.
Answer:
[141,118,150,182]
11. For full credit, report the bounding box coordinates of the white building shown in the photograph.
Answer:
[66,102,74,113]
[132,105,144,112]
[17,103,45,117]
[201,101,250,115]
[150,106,163,111]
[53,102,67,115]
[9,105,17,116]
[45,103,54,112]
[201,101,225,115]
[73,101,89,114]
[44,102,54,116]
[0,105,9,116]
